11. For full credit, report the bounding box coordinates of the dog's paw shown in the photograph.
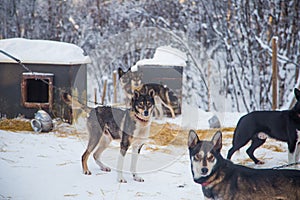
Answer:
[83,170,92,175]
[95,160,111,172]
[133,175,144,182]
[256,161,265,165]
[101,166,111,172]
[118,178,127,183]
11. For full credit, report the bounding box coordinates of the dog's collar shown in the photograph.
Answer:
[134,113,149,123]
[194,177,212,187]
[196,173,217,187]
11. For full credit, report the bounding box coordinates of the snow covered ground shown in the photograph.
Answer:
[0,109,293,200]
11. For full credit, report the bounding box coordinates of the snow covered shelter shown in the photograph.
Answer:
[132,46,187,116]
[0,38,90,122]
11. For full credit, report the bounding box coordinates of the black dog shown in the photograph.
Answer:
[227,88,300,164]
[188,130,300,199]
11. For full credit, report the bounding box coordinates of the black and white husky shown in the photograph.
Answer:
[62,86,155,183]
[227,88,300,165]
[188,130,300,200]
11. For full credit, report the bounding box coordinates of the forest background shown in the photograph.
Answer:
[1,0,299,112]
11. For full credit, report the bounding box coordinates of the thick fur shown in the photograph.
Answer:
[227,88,300,164]
[62,86,155,183]
[118,67,143,104]
[188,130,300,200]
[118,67,180,118]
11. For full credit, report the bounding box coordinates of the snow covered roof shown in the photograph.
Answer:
[0,38,91,65]
[132,46,187,70]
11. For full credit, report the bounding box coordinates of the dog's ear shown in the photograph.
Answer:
[211,131,222,152]
[294,88,300,101]
[148,88,155,98]
[118,67,124,78]
[188,130,199,148]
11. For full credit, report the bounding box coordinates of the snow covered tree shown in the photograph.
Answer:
[1,0,299,111]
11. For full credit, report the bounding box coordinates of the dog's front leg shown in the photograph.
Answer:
[289,142,300,168]
[130,144,144,182]
[296,132,300,168]
[117,153,126,183]
[117,142,129,183]
[154,96,163,119]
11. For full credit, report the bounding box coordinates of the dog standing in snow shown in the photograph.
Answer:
[227,88,300,165]
[62,86,155,183]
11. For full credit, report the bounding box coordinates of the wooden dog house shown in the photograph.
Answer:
[0,38,90,122]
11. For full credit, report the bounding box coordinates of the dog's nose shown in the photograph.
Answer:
[144,110,149,116]
[201,168,208,175]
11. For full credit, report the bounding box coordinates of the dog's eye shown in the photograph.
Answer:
[207,155,215,162]
[194,154,202,161]
[138,102,144,107]
[146,101,152,107]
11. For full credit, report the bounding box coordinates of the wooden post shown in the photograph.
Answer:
[113,70,117,104]
[272,37,278,110]
[101,80,107,105]
[94,88,97,105]
[207,61,211,112]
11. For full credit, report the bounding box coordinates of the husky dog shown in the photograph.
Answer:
[118,67,143,103]
[62,86,155,183]
[188,130,300,200]
[142,83,180,119]
[118,67,180,118]
[227,88,300,165]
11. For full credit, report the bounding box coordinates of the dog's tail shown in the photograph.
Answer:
[61,93,91,113]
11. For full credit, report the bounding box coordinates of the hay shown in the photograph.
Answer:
[52,121,84,138]
[149,122,235,146]
[0,118,33,132]
[0,118,83,138]
[149,122,182,146]
[262,143,285,152]
[0,117,235,147]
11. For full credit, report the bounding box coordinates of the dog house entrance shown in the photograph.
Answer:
[21,72,54,109]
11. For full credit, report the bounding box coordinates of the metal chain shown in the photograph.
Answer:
[272,162,300,169]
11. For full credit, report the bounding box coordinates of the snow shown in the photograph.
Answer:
[155,103,244,129]
[0,38,91,65]
[0,109,293,200]
[0,130,203,200]
[134,46,187,67]
[23,72,54,76]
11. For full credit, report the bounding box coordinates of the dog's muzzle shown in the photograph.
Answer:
[201,167,208,175]
[144,110,149,116]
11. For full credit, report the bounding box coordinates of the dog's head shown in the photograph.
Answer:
[188,130,222,184]
[118,67,143,94]
[131,86,155,123]
[118,67,132,90]
[130,71,143,90]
